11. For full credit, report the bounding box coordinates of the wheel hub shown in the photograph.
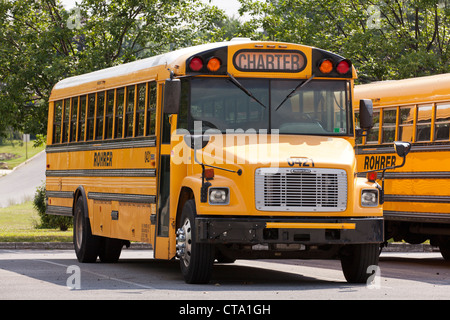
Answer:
[176,218,192,267]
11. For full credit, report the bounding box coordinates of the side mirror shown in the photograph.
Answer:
[163,78,181,114]
[359,99,373,130]
[183,134,210,150]
[394,141,411,158]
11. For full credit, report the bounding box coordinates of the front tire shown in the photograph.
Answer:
[177,200,215,284]
[340,243,380,284]
[73,196,101,263]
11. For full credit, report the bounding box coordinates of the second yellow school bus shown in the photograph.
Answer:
[354,73,450,260]
[46,39,396,284]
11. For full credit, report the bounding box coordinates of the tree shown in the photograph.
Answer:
[238,0,450,82]
[0,0,226,138]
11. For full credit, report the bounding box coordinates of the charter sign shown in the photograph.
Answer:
[233,50,306,73]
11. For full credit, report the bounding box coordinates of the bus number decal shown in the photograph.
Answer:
[93,151,113,167]
[144,151,154,163]
[363,155,396,170]
[287,157,315,167]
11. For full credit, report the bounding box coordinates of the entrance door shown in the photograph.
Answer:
[154,83,172,259]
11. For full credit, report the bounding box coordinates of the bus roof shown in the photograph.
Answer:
[50,40,246,100]
[50,39,356,101]
[354,73,450,107]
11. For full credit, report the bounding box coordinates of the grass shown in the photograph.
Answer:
[0,139,45,170]
[0,201,72,242]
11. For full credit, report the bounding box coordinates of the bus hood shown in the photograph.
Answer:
[198,134,356,171]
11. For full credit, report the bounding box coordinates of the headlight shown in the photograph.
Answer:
[361,189,378,207]
[208,188,229,205]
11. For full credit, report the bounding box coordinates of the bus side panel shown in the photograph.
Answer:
[357,149,450,219]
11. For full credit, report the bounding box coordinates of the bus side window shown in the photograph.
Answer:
[125,85,135,138]
[135,84,146,137]
[354,112,362,145]
[62,98,71,143]
[78,95,87,142]
[96,92,105,140]
[86,94,96,141]
[105,90,115,139]
[435,102,450,141]
[177,80,190,131]
[416,104,432,142]
[398,106,414,142]
[381,108,397,143]
[70,97,79,142]
[365,110,380,144]
[53,100,63,144]
[115,88,125,139]
[146,81,156,136]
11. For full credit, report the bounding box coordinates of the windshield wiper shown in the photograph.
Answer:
[275,74,315,111]
[227,72,268,109]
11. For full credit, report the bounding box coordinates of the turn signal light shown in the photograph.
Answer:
[207,57,221,72]
[189,56,204,72]
[367,171,378,182]
[204,168,215,180]
[318,59,333,74]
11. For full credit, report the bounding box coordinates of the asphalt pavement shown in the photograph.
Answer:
[0,151,46,208]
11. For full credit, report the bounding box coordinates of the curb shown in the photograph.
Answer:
[0,150,45,177]
[0,242,438,252]
[0,242,153,250]
[382,243,440,253]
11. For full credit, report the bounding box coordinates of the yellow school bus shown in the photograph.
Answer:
[46,39,400,284]
[354,73,450,260]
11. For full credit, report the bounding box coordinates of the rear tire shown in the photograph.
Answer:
[438,236,450,261]
[178,200,215,284]
[73,196,100,263]
[340,243,380,284]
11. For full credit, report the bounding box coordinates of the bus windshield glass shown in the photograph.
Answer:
[180,77,351,135]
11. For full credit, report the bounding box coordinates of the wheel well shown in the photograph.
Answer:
[73,186,88,218]
[176,187,194,228]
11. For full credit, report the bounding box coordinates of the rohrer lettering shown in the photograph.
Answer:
[363,155,396,170]
[94,151,113,167]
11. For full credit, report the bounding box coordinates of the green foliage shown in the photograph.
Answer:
[33,134,46,148]
[238,0,450,83]
[33,183,72,231]
[1,0,449,139]
[0,0,226,138]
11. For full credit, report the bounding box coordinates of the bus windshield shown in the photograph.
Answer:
[179,77,351,135]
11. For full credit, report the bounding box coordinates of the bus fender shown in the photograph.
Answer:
[178,176,202,209]
[73,186,89,219]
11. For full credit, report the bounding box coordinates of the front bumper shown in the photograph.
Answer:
[195,217,383,245]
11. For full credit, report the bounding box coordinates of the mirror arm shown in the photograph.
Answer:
[355,128,370,137]
[193,147,242,175]
[189,135,243,202]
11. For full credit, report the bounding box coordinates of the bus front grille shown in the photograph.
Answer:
[255,168,347,212]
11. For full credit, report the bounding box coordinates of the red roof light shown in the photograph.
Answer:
[189,57,204,72]
[337,60,351,74]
